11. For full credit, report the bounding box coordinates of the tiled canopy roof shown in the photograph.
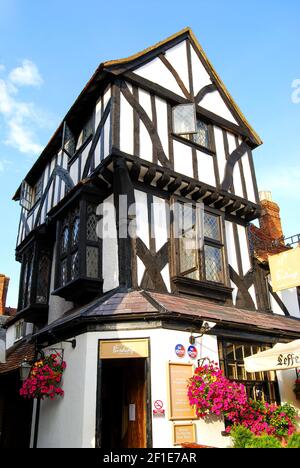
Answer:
[0,340,35,375]
[34,290,300,340]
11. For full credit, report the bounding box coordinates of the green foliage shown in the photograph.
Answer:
[230,426,255,449]
[246,435,282,449]
[287,433,300,449]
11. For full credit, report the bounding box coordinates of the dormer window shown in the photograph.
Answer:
[53,187,103,303]
[172,103,211,150]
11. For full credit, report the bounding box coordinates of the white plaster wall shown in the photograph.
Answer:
[155,97,169,158]
[190,45,211,95]
[120,91,134,155]
[165,41,190,93]
[36,328,229,449]
[173,140,193,178]
[102,194,119,293]
[135,57,185,98]
[201,91,238,125]
[138,89,153,161]
[197,150,215,186]
[214,126,226,184]
[277,288,300,319]
[242,153,256,203]
[5,323,16,350]
[237,224,251,275]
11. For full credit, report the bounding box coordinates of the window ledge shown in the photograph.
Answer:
[52,277,103,304]
[172,276,233,304]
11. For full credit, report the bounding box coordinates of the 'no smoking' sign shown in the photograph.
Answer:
[153,400,165,416]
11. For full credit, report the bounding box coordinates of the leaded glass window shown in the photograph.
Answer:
[56,200,101,291]
[36,253,51,304]
[192,120,210,148]
[173,104,196,135]
[174,202,225,284]
[34,176,44,204]
[218,340,279,404]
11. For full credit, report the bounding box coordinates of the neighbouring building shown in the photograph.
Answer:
[1,28,300,448]
[0,275,33,448]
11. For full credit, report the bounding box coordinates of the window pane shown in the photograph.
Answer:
[86,246,99,278]
[173,104,196,135]
[71,251,79,281]
[87,204,98,241]
[204,245,223,282]
[192,120,210,148]
[72,216,80,246]
[61,226,69,254]
[204,213,220,241]
[177,204,198,275]
[61,259,68,286]
[235,345,244,362]
[36,254,50,304]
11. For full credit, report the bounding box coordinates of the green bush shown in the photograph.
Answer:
[246,435,282,449]
[287,433,300,449]
[231,426,255,448]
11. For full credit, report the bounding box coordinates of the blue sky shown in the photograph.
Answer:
[0,0,299,306]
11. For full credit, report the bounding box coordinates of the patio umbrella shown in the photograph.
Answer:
[244,340,300,373]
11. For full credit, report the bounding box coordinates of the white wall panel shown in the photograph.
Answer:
[237,224,251,275]
[120,92,133,155]
[190,45,212,95]
[165,40,190,93]
[201,91,238,125]
[225,221,239,274]
[134,190,150,248]
[102,194,119,293]
[242,153,256,203]
[173,140,193,178]
[214,126,226,183]
[155,97,169,158]
[135,57,185,98]
[138,89,153,161]
[197,150,216,186]
[153,196,168,251]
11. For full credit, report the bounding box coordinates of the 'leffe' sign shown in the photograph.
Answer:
[244,340,300,373]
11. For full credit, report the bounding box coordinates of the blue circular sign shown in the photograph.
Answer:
[175,344,185,358]
[188,345,198,359]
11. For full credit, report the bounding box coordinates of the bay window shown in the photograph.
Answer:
[53,188,103,303]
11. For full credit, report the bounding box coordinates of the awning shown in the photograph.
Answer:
[244,340,300,372]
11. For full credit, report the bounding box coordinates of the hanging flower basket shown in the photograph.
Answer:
[20,353,66,400]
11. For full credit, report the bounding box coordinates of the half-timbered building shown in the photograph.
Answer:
[3,28,300,448]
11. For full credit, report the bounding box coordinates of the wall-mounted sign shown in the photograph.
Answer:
[153,400,165,417]
[269,247,300,292]
[175,344,185,358]
[167,362,197,421]
[173,423,196,446]
[99,339,149,359]
[188,346,198,359]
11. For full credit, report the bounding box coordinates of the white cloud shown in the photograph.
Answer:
[0,60,47,155]
[9,60,43,87]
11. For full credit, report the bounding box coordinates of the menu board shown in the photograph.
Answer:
[167,362,196,420]
[173,424,196,446]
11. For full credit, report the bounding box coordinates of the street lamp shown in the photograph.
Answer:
[19,358,32,381]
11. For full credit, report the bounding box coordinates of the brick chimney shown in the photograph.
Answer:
[259,191,284,241]
[0,274,10,315]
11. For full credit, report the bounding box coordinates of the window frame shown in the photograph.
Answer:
[172,200,228,286]
[218,338,281,405]
[172,104,215,154]
[53,187,103,303]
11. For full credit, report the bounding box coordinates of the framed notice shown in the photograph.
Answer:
[173,423,196,446]
[167,362,197,420]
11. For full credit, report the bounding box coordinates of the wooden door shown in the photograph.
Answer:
[121,359,146,448]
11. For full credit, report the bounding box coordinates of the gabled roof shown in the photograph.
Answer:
[103,27,262,147]
[14,27,262,200]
